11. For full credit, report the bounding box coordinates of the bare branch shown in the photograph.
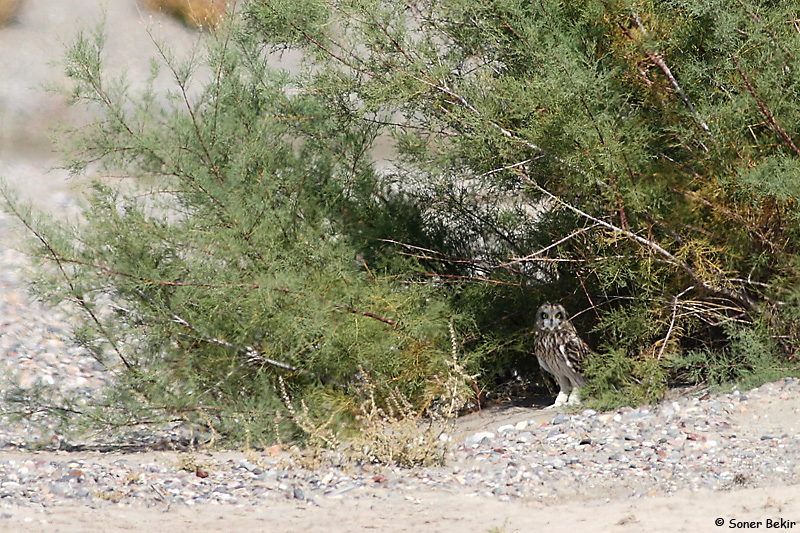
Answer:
[628,11,715,145]
[519,174,759,312]
[657,286,695,360]
[733,54,800,157]
[506,224,600,265]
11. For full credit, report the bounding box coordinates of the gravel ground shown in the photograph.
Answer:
[0,340,798,512]
[3,191,800,527]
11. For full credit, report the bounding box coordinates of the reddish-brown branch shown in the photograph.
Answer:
[575,271,602,323]
[1,191,134,371]
[733,54,800,157]
[621,12,715,145]
[335,305,398,328]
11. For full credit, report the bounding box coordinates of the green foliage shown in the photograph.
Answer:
[236,0,800,398]
[583,347,667,409]
[6,0,800,447]
[2,18,477,446]
[669,320,795,389]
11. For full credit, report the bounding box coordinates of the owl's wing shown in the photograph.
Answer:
[559,333,593,372]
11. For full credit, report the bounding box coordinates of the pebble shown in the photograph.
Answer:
[465,432,495,445]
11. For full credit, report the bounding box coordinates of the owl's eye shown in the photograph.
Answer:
[555,312,562,319]
[541,312,548,319]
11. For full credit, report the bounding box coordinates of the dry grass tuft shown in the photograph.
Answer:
[350,380,452,468]
[278,319,475,469]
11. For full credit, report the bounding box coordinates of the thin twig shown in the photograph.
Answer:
[732,54,800,157]
[520,174,758,312]
[380,239,526,275]
[145,27,226,186]
[0,189,133,370]
[506,224,599,265]
[134,288,306,375]
[657,286,695,359]
[420,76,593,179]
[628,11,715,145]
[576,271,603,323]
[334,305,399,328]
[255,0,374,77]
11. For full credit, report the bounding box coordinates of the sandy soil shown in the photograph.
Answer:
[1,1,799,532]
[3,483,797,533]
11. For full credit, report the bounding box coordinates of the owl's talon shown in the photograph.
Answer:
[549,390,569,408]
[567,390,582,406]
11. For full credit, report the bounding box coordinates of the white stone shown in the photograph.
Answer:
[465,431,495,445]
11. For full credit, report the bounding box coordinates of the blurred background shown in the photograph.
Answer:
[0,0,230,210]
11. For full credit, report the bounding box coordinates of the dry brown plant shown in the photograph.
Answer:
[0,0,22,26]
[141,0,226,29]
[349,323,475,467]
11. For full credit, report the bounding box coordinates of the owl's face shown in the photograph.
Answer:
[535,302,569,332]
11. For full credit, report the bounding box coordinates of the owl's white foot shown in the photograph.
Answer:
[546,390,570,409]
[567,389,582,406]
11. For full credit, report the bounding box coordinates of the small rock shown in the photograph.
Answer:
[516,432,532,443]
[48,482,71,497]
[465,432,495,445]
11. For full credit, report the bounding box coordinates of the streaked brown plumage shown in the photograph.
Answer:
[533,302,592,408]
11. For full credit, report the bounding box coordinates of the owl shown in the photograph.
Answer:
[533,302,592,408]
